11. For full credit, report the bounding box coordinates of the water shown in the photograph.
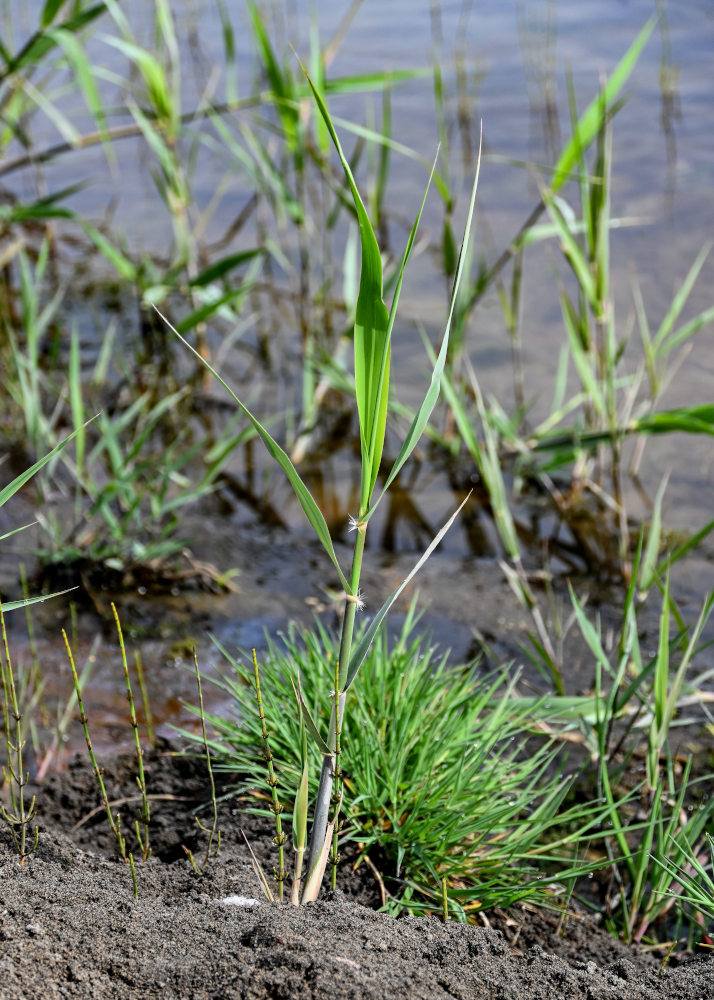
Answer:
[4,0,713,538]
[2,1,713,751]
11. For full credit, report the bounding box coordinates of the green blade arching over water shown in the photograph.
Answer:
[0,418,97,508]
[159,311,349,592]
[367,128,482,521]
[552,17,655,191]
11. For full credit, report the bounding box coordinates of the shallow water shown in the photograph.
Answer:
[1,1,713,751]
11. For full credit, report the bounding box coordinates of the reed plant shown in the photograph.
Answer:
[7,4,707,587]
[508,544,714,944]
[4,297,247,582]
[1,0,435,579]
[168,58,481,903]
[1,0,425,429]
[435,128,713,692]
[575,573,714,945]
[420,18,714,591]
[2,2,712,943]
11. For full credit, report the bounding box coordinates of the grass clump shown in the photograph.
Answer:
[183,612,600,919]
[653,834,714,943]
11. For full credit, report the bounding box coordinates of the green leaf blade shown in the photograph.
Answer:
[368,131,482,518]
[299,58,390,509]
[552,18,656,191]
[157,310,348,592]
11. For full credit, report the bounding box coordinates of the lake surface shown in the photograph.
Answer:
[1,0,713,749]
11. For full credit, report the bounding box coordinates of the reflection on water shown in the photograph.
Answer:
[2,1,712,546]
[1,1,714,752]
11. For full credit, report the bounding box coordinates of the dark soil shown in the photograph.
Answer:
[1,742,712,1000]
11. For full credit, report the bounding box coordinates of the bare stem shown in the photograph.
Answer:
[330,648,342,890]
[253,649,286,901]
[112,604,150,862]
[63,629,127,863]
[0,601,38,864]
[305,520,366,893]
[191,650,221,872]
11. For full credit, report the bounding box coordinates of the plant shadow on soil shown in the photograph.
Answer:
[0,740,712,1000]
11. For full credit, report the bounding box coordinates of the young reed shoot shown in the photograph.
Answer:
[169,60,482,903]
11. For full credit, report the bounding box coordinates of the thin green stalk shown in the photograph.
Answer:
[185,650,221,874]
[0,602,38,864]
[112,603,150,862]
[171,60,480,909]
[133,650,155,750]
[306,520,366,888]
[253,649,286,900]
[62,629,127,863]
[338,519,368,692]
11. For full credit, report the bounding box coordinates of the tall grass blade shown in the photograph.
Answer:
[552,18,655,189]
[1,3,105,78]
[368,129,482,517]
[638,476,668,596]
[42,0,69,26]
[298,57,390,507]
[0,421,97,508]
[653,243,712,353]
[50,27,109,141]
[0,590,77,614]
[248,1,299,153]
[345,494,470,689]
[156,309,348,591]
[241,831,274,903]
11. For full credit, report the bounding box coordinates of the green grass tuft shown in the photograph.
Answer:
[181,612,602,918]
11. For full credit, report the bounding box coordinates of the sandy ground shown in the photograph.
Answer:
[0,743,711,1000]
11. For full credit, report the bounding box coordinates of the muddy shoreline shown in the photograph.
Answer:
[0,743,711,1000]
